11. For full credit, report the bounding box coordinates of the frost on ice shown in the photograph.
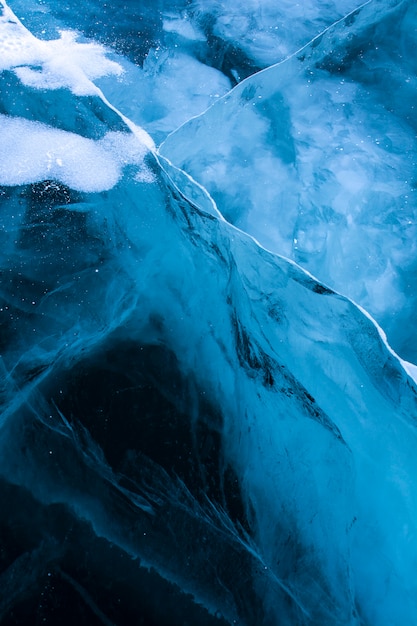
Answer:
[0,1,416,625]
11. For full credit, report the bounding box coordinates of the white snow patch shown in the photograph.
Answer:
[0,2,122,95]
[0,115,150,192]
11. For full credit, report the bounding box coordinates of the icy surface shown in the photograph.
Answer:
[4,0,381,140]
[0,1,416,625]
[161,0,417,361]
[188,0,365,67]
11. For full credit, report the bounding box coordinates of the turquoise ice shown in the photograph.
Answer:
[0,1,416,624]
